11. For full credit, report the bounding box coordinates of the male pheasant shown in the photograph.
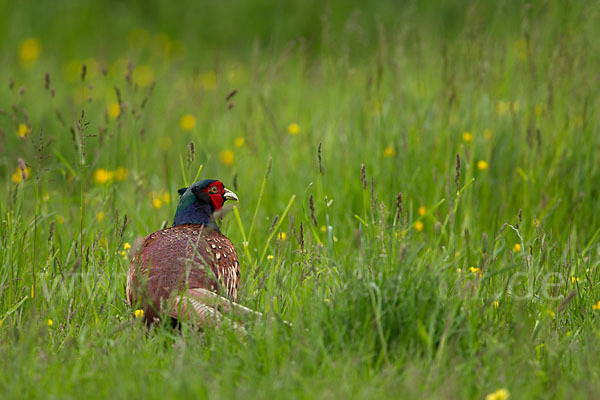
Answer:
[127,179,256,326]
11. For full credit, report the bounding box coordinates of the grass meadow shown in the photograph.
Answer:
[1,1,600,398]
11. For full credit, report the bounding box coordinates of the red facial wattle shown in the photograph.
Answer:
[206,182,225,210]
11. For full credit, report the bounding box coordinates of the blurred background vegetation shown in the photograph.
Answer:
[1,1,600,399]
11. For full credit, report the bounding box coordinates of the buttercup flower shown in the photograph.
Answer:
[19,38,41,66]
[108,103,120,119]
[93,169,114,184]
[11,165,31,183]
[180,114,196,131]
[219,150,234,166]
[17,124,30,138]
[234,137,245,147]
[413,221,424,232]
[485,388,509,400]
[383,146,395,157]
[288,123,300,135]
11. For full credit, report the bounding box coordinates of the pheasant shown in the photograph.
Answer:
[127,179,257,327]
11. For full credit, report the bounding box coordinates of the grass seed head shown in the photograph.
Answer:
[395,192,403,223]
[318,142,323,174]
[360,163,367,189]
[309,194,318,227]
[455,153,461,191]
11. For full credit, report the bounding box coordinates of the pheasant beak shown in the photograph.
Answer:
[223,188,239,202]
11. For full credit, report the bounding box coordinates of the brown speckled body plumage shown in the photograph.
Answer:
[127,223,240,324]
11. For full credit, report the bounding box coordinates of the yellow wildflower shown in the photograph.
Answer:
[93,168,114,184]
[278,232,287,241]
[469,267,482,277]
[477,160,488,170]
[462,132,473,142]
[108,102,120,119]
[413,221,424,232]
[152,198,162,209]
[571,276,580,284]
[320,225,327,233]
[133,65,154,87]
[483,129,493,140]
[17,123,30,138]
[123,242,131,250]
[11,166,31,183]
[180,114,196,131]
[19,38,41,66]
[383,146,395,157]
[418,206,426,216]
[134,309,144,319]
[548,310,556,319]
[288,123,300,135]
[162,192,171,204]
[267,255,274,260]
[97,211,105,221]
[592,301,600,311]
[513,243,521,252]
[219,149,234,166]
[47,319,53,327]
[493,301,499,309]
[234,137,245,148]
[485,388,509,400]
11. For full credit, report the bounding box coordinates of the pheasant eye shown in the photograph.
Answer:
[209,186,219,194]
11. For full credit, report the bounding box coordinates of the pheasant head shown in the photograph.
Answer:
[172,179,238,229]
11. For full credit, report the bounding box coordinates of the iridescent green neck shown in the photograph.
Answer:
[172,191,219,231]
